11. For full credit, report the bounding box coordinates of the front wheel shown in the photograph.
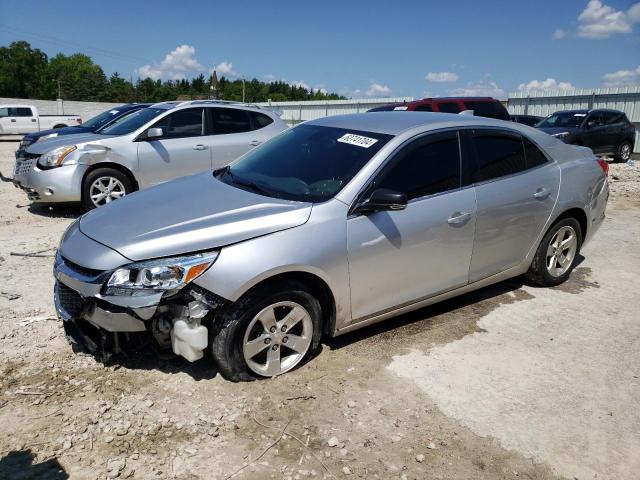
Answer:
[210,281,322,382]
[525,217,582,287]
[82,168,132,210]
[614,141,632,163]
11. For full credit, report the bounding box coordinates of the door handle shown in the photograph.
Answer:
[533,188,551,200]
[10,119,16,122]
[447,212,472,225]
[31,119,36,122]
[192,144,208,150]
[250,140,262,146]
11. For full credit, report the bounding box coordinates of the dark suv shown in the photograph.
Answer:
[368,97,510,121]
[536,109,635,162]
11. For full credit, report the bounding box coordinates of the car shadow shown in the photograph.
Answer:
[26,203,83,219]
[0,450,68,480]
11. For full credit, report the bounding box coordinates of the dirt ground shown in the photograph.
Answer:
[0,141,639,480]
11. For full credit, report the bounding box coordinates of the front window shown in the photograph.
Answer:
[220,125,393,202]
[98,108,166,136]
[537,112,586,128]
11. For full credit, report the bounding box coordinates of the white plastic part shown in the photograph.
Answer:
[171,320,208,362]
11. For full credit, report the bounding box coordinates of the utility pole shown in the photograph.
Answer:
[57,79,61,99]
[242,79,246,103]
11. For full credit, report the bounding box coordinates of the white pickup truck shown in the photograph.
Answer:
[0,105,81,135]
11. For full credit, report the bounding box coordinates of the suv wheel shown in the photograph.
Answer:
[525,217,582,287]
[82,168,132,210]
[614,141,632,163]
[210,281,322,382]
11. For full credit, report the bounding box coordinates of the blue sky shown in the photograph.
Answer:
[1,0,639,99]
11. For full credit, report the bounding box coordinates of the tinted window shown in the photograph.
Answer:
[375,135,461,200]
[151,108,203,138]
[212,108,251,134]
[250,112,274,129]
[224,125,393,202]
[464,101,509,120]
[537,112,587,128]
[11,107,33,117]
[523,137,548,169]
[474,134,525,181]
[437,102,461,113]
[586,113,604,127]
[603,111,623,124]
[414,104,433,112]
[99,107,166,135]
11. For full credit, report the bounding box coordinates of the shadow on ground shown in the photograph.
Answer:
[0,450,68,480]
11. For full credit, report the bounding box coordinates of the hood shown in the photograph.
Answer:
[25,132,115,155]
[79,172,312,261]
[23,125,91,142]
[537,126,580,137]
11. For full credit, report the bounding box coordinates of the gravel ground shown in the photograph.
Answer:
[0,141,638,480]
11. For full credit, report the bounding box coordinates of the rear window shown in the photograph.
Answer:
[474,134,526,181]
[464,101,509,120]
[211,108,251,134]
[250,112,274,129]
[437,102,461,114]
[413,104,433,112]
[11,107,33,117]
[523,137,548,168]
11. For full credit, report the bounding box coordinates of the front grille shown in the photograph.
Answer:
[14,158,36,176]
[56,283,87,318]
[61,256,104,279]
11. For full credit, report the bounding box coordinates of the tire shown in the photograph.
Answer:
[210,280,322,382]
[525,217,582,287]
[614,141,632,163]
[82,168,133,211]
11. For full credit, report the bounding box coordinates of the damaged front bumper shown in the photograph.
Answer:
[53,253,226,362]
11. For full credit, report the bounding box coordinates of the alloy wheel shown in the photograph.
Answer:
[621,143,631,161]
[546,226,578,277]
[90,176,126,207]
[242,301,313,377]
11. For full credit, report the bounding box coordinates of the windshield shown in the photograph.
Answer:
[221,125,393,202]
[98,107,166,136]
[538,112,586,128]
[83,108,135,129]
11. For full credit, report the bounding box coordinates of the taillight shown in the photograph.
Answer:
[597,157,609,177]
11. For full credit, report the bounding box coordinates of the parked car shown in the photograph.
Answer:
[12,100,288,210]
[16,103,150,155]
[0,105,81,134]
[536,109,635,162]
[368,97,510,121]
[54,111,609,381]
[511,114,543,127]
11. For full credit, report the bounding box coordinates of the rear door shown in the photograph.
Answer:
[602,111,626,151]
[347,130,476,320]
[136,107,212,187]
[208,107,264,169]
[13,107,37,133]
[583,112,607,153]
[467,129,559,282]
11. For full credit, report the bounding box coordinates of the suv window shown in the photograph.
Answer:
[211,108,251,134]
[586,112,605,127]
[464,101,509,120]
[375,133,461,200]
[523,137,548,169]
[602,111,623,125]
[473,133,526,181]
[152,108,203,138]
[437,102,461,114]
[10,107,33,117]
[414,104,433,112]
[250,111,274,129]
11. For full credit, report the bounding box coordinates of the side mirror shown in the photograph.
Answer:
[354,188,407,215]
[145,127,163,140]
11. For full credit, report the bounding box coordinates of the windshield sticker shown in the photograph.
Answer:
[393,106,409,111]
[337,133,379,148]
[108,110,120,115]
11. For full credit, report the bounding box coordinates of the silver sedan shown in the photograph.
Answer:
[54,111,609,381]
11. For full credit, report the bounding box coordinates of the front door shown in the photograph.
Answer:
[468,130,560,282]
[136,107,212,187]
[347,131,476,321]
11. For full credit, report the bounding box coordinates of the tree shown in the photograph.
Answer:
[40,53,107,100]
[102,73,135,102]
[0,41,48,98]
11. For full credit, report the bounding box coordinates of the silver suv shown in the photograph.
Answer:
[12,100,288,210]
[54,112,609,381]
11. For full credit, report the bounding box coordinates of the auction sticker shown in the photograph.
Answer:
[337,133,379,148]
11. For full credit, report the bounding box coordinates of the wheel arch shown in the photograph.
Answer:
[81,162,139,194]
[552,207,588,241]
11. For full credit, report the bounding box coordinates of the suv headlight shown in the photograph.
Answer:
[37,145,77,169]
[104,252,219,297]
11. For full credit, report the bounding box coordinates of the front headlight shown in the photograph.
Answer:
[37,145,77,169]
[104,252,219,297]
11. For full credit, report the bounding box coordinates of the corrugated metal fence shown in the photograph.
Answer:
[256,97,413,124]
[507,86,640,153]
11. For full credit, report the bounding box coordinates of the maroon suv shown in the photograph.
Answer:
[368,97,510,121]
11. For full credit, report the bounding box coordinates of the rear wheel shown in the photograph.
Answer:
[82,168,132,210]
[614,141,632,163]
[526,217,582,287]
[210,281,322,382]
